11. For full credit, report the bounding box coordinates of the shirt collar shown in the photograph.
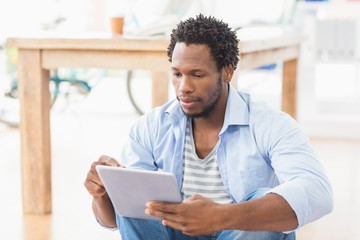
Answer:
[225,84,250,125]
[164,99,185,124]
[219,84,250,134]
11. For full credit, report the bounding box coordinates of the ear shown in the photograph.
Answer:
[222,65,235,83]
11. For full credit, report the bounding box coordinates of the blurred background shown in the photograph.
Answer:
[0,0,359,239]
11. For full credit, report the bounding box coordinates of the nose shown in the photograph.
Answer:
[177,75,194,94]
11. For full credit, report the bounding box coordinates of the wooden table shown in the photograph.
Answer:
[6,32,302,214]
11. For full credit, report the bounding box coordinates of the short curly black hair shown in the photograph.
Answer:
[167,14,239,71]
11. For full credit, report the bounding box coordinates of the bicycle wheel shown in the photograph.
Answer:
[0,77,60,128]
[126,71,145,115]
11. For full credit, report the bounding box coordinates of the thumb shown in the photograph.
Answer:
[107,159,121,167]
[99,155,122,167]
[183,194,202,203]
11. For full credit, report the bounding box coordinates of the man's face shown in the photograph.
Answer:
[171,43,227,118]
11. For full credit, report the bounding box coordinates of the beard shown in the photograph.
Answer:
[179,76,224,119]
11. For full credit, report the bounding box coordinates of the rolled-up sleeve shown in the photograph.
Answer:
[269,174,333,229]
[259,113,333,229]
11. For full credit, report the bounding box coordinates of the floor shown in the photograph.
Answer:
[0,75,359,240]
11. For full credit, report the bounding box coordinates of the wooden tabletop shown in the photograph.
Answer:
[6,32,304,53]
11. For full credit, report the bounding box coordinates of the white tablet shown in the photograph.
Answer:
[96,165,182,220]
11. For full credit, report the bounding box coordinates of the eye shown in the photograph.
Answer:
[172,72,182,78]
[193,74,203,78]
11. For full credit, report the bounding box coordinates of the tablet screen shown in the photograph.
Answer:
[96,165,182,220]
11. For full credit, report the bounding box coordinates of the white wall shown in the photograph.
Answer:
[294,0,360,139]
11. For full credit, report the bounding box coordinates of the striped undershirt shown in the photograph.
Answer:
[181,119,232,204]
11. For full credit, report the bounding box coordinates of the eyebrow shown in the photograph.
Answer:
[190,69,204,72]
[171,67,205,73]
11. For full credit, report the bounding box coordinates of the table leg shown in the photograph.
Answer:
[18,49,52,214]
[151,72,169,108]
[282,59,298,119]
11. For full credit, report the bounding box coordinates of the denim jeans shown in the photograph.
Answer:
[116,188,296,240]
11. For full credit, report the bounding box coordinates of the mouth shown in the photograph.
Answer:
[178,96,199,109]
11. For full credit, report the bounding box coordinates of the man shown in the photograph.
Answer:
[84,14,333,239]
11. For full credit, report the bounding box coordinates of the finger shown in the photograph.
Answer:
[145,203,183,224]
[84,178,106,196]
[160,211,183,223]
[183,194,203,202]
[161,218,186,232]
[87,165,104,187]
[146,201,179,213]
[98,155,122,167]
[90,184,106,196]
[145,208,176,221]
[90,178,104,188]
[163,219,202,237]
[85,155,124,198]
[88,187,106,197]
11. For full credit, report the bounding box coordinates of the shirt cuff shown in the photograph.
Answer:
[96,218,118,231]
[266,181,310,231]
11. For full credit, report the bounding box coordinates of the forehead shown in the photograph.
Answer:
[171,42,215,69]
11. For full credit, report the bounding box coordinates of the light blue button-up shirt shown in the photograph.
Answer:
[120,85,333,229]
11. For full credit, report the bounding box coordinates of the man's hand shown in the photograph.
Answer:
[84,155,123,228]
[145,194,224,236]
[84,155,122,197]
